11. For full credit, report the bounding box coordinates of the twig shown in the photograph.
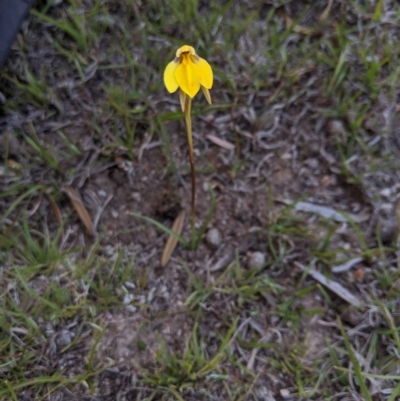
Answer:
[332,257,364,273]
[295,261,362,307]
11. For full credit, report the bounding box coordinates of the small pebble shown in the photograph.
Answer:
[279,389,290,399]
[125,305,137,313]
[206,228,222,248]
[42,322,54,338]
[377,217,397,244]
[147,287,156,303]
[305,158,319,168]
[131,192,141,202]
[248,251,266,269]
[341,309,364,326]
[327,119,345,136]
[111,210,119,218]
[380,188,391,198]
[56,329,74,350]
[204,113,214,123]
[123,293,134,305]
[104,245,116,256]
[98,189,107,198]
[124,281,136,290]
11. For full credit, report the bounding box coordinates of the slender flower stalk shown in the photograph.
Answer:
[163,45,213,225]
[183,96,196,225]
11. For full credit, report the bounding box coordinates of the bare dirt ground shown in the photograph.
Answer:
[1,1,400,400]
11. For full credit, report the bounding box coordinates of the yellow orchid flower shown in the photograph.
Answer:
[163,45,213,109]
[163,45,213,229]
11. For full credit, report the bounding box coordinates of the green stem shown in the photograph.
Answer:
[184,96,195,227]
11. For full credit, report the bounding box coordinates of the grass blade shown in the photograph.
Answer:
[337,317,373,401]
[161,210,186,267]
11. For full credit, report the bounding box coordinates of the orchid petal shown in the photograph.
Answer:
[163,59,179,93]
[201,86,212,105]
[176,45,195,57]
[195,56,213,89]
[175,61,201,98]
[179,89,186,112]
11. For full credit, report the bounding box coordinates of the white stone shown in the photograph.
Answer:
[248,252,266,269]
[380,188,391,198]
[327,119,345,136]
[147,287,156,303]
[279,389,290,399]
[124,281,136,290]
[206,228,222,248]
[123,293,134,305]
[125,305,137,313]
